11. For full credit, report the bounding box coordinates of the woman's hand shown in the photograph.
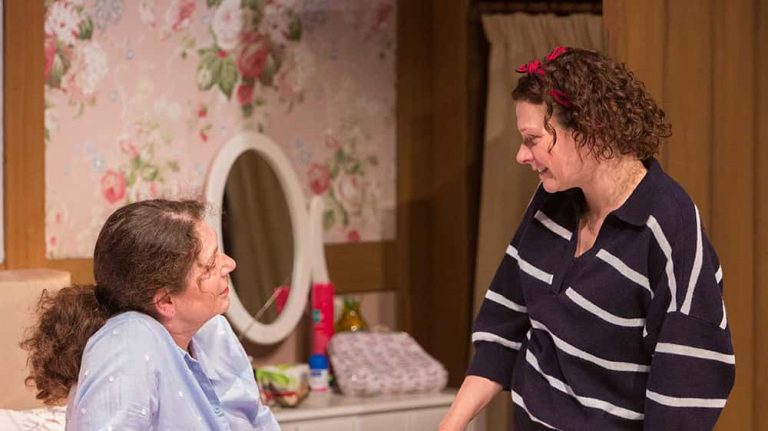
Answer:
[438,375,502,430]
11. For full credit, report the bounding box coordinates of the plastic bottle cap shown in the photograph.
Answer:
[309,353,329,369]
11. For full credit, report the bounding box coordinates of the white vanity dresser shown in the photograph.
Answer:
[274,390,484,431]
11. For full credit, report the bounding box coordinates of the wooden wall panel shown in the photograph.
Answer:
[40,240,402,292]
[603,0,667,163]
[4,2,45,270]
[754,0,768,428]
[663,0,713,227]
[427,0,475,387]
[711,0,755,428]
[395,0,479,389]
[394,0,433,335]
[605,0,763,428]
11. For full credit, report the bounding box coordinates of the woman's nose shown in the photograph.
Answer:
[223,253,237,273]
[516,144,532,165]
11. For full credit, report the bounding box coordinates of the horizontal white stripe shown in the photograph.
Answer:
[565,287,645,328]
[655,342,735,365]
[507,245,554,285]
[646,389,727,408]
[596,249,652,296]
[530,319,650,373]
[472,331,522,350]
[681,205,703,315]
[534,210,572,241]
[647,216,677,312]
[715,265,723,283]
[511,390,558,429]
[485,290,527,313]
[526,350,644,420]
[720,301,728,329]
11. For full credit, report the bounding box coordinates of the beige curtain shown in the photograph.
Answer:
[473,14,603,431]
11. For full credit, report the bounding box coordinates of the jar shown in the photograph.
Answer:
[335,296,369,333]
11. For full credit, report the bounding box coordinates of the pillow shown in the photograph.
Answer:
[328,331,448,396]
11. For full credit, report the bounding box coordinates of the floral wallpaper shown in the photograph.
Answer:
[44,0,396,258]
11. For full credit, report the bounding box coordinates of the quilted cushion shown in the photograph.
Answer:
[328,332,448,396]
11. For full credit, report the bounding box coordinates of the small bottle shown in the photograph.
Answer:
[335,296,369,333]
[308,353,330,392]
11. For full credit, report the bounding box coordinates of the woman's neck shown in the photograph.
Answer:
[163,320,197,353]
[579,156,647,225]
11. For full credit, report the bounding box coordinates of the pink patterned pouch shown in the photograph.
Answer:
[327,331,448,396]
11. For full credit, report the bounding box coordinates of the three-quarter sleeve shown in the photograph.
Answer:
[643,205,735,430]
[466,187,544,389]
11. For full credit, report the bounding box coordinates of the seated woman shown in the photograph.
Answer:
[22,199,280,430]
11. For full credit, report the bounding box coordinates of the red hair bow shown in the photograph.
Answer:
[515,58,545,76]
[550,89,572,108]
[546,46,568,62]
[516,47,572,108]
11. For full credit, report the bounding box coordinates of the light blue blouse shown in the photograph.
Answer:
[66,311,280,430]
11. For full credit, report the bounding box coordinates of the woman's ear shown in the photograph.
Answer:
[153,289,175,321]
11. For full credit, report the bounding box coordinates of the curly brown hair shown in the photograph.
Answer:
[21,199,205,405]
[511,48,671,160]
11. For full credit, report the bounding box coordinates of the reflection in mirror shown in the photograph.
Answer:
[222,150,294,325]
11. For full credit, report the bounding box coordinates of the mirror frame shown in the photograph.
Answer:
[205,131,312,345]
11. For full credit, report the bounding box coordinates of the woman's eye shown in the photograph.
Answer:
[202,260,217,278]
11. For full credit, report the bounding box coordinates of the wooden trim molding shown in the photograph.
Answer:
[4,2,46,270]
[40,244,396,293]
[327,242,394,293]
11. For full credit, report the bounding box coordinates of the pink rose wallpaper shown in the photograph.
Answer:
[44,0,396,258]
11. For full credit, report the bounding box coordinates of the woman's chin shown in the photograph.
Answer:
[541,179,560,193]
[218,297,231,314]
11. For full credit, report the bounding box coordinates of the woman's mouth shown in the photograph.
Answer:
[219,286,229,296]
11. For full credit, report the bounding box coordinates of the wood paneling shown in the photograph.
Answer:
[664,0,713,226]
[326,242,390,293]
[604,0,766,428]
[4,2,45,270]
[711,1,756,428]
[393,0,434,334]
[603,0,668,165]
[43,243,401,293]
[428,0,475,387]
[395,0,479,387]
[754,0,768,428]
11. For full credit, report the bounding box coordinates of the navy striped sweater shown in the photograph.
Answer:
[468,159,734,430]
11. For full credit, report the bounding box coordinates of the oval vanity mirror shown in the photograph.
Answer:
[205,131,316,345]
[222,150,293,326]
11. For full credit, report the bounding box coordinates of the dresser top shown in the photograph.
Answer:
[274,390,456,422]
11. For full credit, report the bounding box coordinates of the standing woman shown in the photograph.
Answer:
[440,48,734,430]
[22,199,280,430]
